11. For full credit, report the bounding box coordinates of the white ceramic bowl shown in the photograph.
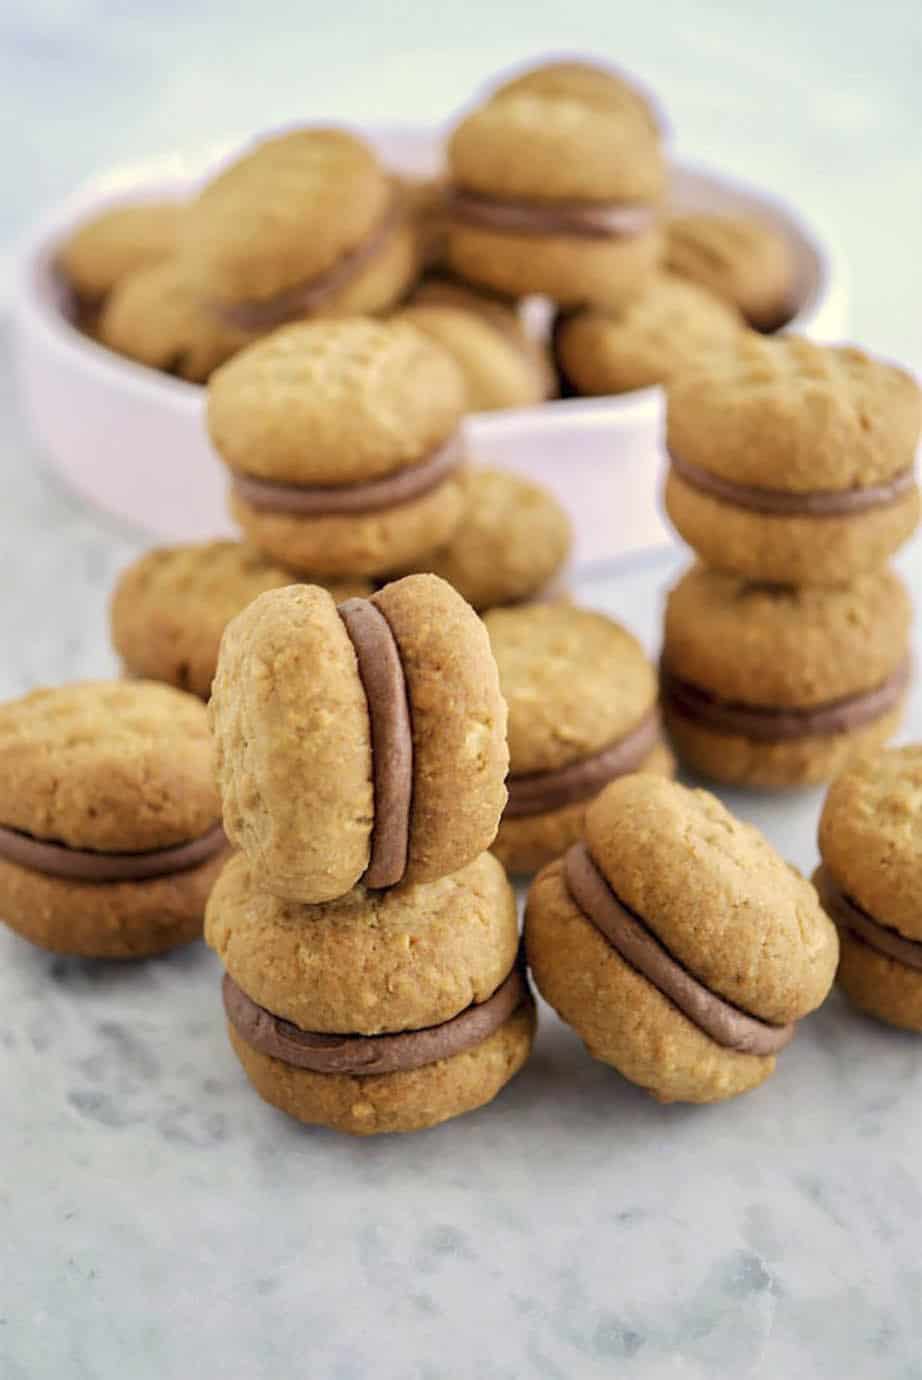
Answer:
[10,125,848,565]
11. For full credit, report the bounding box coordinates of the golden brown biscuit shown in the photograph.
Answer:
[665,212,797,331]
[209,575,508,901]
[110,541,372,699]
[525,776,838,1102]
[664,335,921,583]
[489,58,662,134]
[56,200,183,302]
[661,565,911,788]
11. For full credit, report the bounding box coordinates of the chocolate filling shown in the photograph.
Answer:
[669,452,916,516]
[338,597,413,889]
[505,709,660,818]
[564,842,794,1055]
[222,965,527,1075]
[448,188,656,240]
[210,198,404,332]
[815,866,922,972]
[0,821,226,883]
[660,660,910,743]
[231,434,463,516]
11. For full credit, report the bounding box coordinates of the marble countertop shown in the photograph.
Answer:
[3,7,922,1377]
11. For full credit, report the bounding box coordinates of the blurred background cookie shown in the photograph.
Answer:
[665,210,798,331]
[55,198,184,305]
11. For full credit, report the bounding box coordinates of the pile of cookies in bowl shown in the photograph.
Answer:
[3,56,921,1138]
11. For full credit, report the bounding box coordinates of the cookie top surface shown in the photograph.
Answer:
[397,465,571,609]
[206,849,518,1034]
[207,317,466,484]
[665,212,796,327]
[556,274,741,393]
[56,200,183,300]
[490,59,661,132]
[484,603,654,773]
[585,775,839,1023]
[663,564,911,707]
[0,681,219,852]
[667,335,921,491]
[819,747,922,938]
[181,128,391,305]
[448,93,665,203]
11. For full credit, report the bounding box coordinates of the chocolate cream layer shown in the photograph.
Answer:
[505,709,660,818]
[815,866,922,972]
[564,842,794,1055]
[338,596,413,889]
[669,452,916,516]
[0,821,227,883]
[661,660,910,744]
[223,965,527,1076]
[231,434,463,516]
[448,188,657,240]
[211,198,405,332]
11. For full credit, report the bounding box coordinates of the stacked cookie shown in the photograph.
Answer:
[659,335,921,787]
[204,576,536,1135]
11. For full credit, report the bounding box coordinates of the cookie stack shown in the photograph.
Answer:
[204,576,536,1136]
[659,334,921,787]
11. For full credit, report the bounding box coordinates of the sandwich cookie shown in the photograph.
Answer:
[56,199,183,305]
[664,335,921,584]
[816,747,922,1031]
[182,129,417,330]
[208,318,468,576]
[445,91,665,307]
[661,565,911,788]
[0,682,228,957]
[207,851,535,1135]
[525,776,838,1102]
[484,603,673,874]
[665,211,798,333]
[110,540,372,699]
[209,574,508,902]
[487,57,663,135]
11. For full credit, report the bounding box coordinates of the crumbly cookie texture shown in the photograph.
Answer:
[834,931,922,1032]
[0,848,226,958]
[485,602,655,773]
[206,850,519,1034]
[209,584,373,903]
[667,335,921,490]
[228,1000,536,1136]
[181,128,391,305]
[585,776,839,1023]
[819,747,922,940]
[526,857,774,1102]
[449,92,664,203]
[663,564,911,708]
[97,259,252,382]
[490,59,661,134]
[665,212,797,330]
[110,541,371,699]
[0,681,219,852]
[394,466,572,610]
[555,275,741,395]
[56,201,183,301]
[207,317,466,484]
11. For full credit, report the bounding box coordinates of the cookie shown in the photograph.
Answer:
[208,318,468,576]
[664,336,921,584]
[554,275,741,395]
[484,603,674,874]
[398,175,452,270]
[208,850,535,1135]
[97,259,251,383]
[209,574,508,901]
[488,57,662,134]
[110,541,373,699]
[661,565,911,788]
[665,212,798,332]
[0,681,227,957]
[525,775,838,1102]
[397,280,556,411]
[56,200,183,303]
[445,92,664,307]
[392,465,572,611]
[182,129,417,331]
[816,747,922,1031]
